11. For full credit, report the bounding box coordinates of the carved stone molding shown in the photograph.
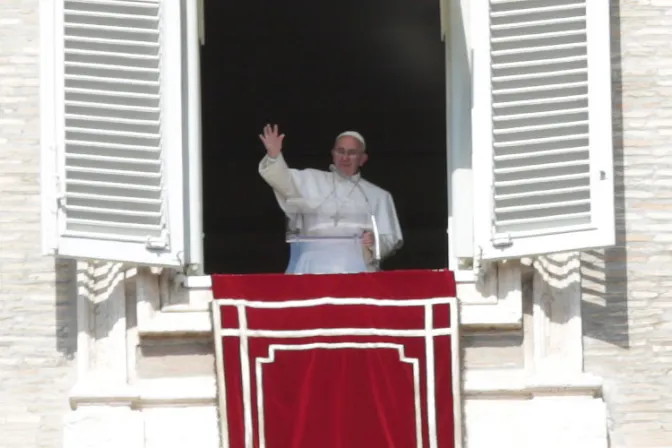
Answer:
[525,252,584,377]
[137,264,525,337]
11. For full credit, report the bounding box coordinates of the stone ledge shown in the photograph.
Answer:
[144,275,524,336]
[138,310,212,336]
[69,377,217,409]
[464,370,603,399]
[68,370,602,409]
[138,307,522,337]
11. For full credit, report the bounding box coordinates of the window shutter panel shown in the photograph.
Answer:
[44,0,189,267]
[472,0,615,261]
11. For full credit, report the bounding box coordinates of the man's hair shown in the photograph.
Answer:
[335,131,366,151]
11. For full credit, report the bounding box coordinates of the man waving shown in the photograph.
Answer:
[258,124,403,274]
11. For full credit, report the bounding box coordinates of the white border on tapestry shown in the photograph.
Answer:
[256,343,422,448]
[211,297,462,448]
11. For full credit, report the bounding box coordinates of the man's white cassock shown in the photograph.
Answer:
[259,153,403,274]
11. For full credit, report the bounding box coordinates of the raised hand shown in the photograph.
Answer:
[259,124,285,158]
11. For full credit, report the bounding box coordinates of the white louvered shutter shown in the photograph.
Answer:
[471,0,615,261]
[42,0,189,267]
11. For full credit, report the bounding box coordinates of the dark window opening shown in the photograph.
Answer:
[201,0,448,274]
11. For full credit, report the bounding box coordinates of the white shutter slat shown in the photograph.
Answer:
[66,179,161,191]
[67,206,162,221]
[494,184,589,201]
[472,0,615,260]
[494,145,589,160]
[493,120,589,135]
[65,139,160,150]
[65,102,161,114]
[494,159,589,175]
[66,152,162,163]
[495,198,590,214]
[47,0,188,266]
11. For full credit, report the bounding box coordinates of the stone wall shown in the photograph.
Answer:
[0,1,78,447]
[581,1,672,447]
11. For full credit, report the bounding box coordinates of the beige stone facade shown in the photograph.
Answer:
[0,1,76,446]
[581,2,672,445]
[0,1,671,447]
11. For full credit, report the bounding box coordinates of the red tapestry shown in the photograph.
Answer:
[211,270,460,448]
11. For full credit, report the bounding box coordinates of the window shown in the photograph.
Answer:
[199,0,449,274]
[41,0,615,282]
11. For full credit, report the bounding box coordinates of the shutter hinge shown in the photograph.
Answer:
[474,246,490,281]
[146,225,171,251]
[55,175,66,210]
[491,234,513,249]
[145,236,169,251]
[56,195,66,210]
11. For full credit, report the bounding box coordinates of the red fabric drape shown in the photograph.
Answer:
[212,269,456,300]
[212,270,457,448]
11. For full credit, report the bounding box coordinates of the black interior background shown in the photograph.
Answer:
[201,0,448,274]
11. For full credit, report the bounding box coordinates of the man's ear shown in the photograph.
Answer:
[359,153,369,167]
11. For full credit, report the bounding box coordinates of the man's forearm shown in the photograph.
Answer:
[258,153,300,199]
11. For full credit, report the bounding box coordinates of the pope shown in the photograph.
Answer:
[258,124,403,274]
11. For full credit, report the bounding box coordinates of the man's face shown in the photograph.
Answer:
[331,136,368,177]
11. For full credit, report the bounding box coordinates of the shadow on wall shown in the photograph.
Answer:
[580,0,629,349]
[55,259,78,358]
[55,259,133,358]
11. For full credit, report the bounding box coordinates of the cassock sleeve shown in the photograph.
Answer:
[258,153,303,212]
[373,191,403,260]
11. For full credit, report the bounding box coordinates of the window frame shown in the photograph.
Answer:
[446,0,477,283]
[105,0,521,331]
[40,1,611,334]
